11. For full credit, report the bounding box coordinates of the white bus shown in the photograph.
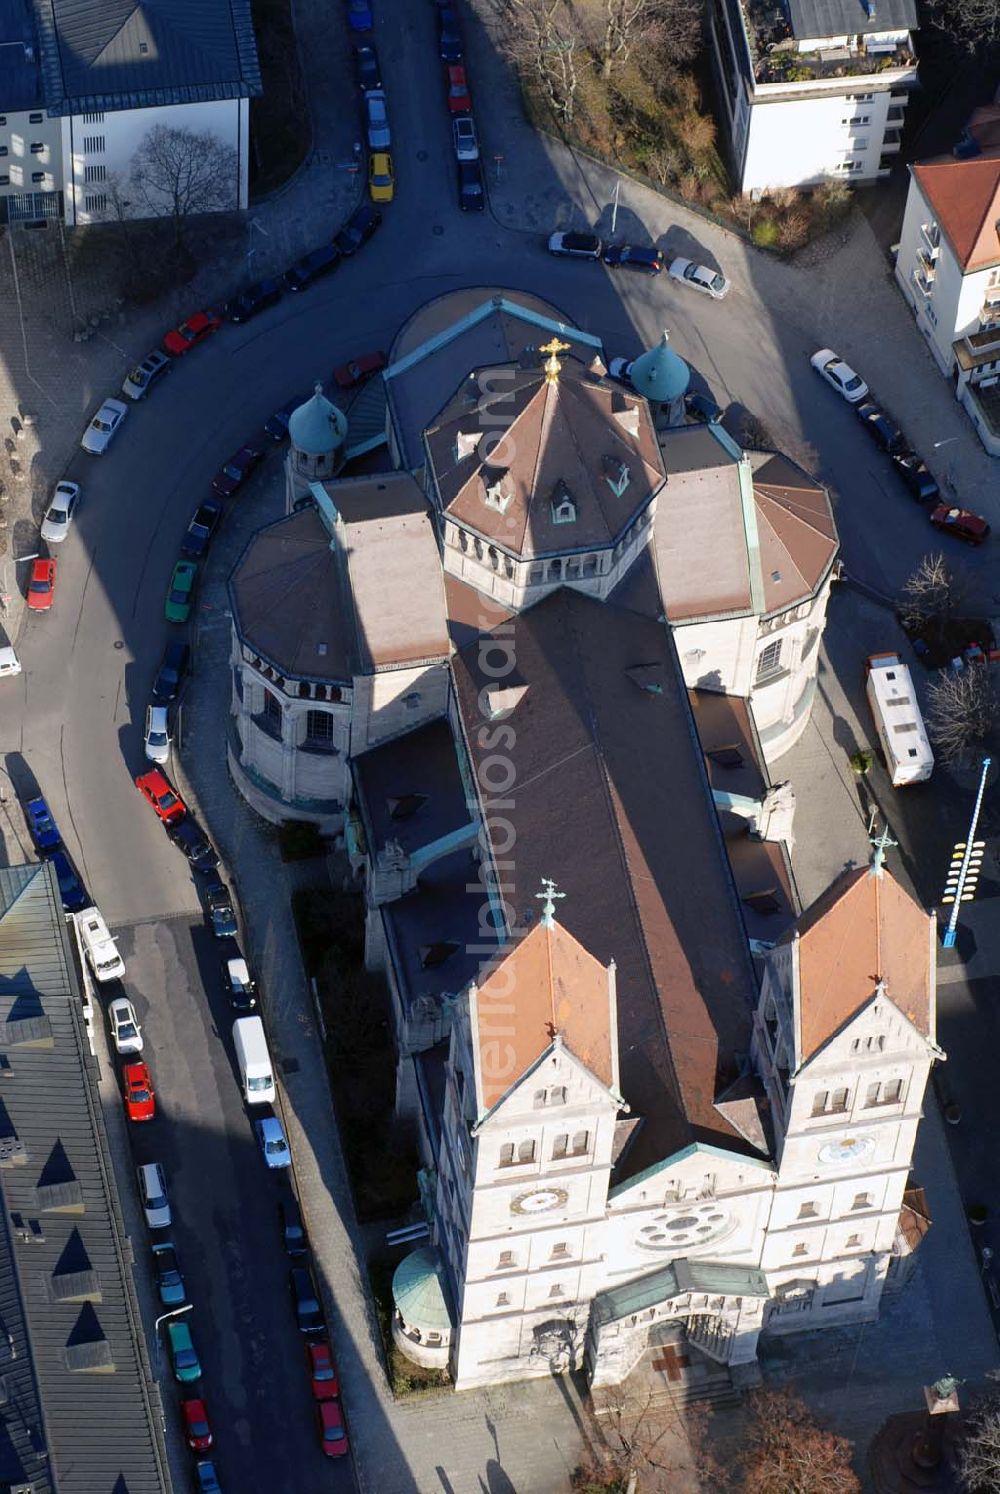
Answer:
[865,651,934,787]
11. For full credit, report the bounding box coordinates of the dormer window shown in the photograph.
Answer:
[550,480,576,525]
[453,430,479,463]
[602,455,630,497]
[483,467,512,513]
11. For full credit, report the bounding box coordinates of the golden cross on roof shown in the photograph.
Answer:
[539,337,571,384]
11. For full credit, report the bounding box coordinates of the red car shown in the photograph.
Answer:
[163,310,222,357]
[316,1399,348,1458]
[182,1398,213,1451]
[929,503,990,545]
[122,1061,155,1121]
[27,558,56,611]
[332,350,388,390]
[211,445,266,498]
[445,63,471,113]
[307,1339,340,1400]
[135,768,187,825]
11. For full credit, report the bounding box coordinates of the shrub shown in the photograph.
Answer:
[777,208,810,249]
[752,218,780,247]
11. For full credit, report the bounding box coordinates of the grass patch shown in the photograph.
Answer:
[369,1254,452,1397]
[249,0,309,198]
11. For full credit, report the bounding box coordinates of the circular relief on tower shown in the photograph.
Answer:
[510,1187,569,1216]
[634,1201,735,1252]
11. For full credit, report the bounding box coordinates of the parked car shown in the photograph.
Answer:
[223,278,281,323]
[26,558,56,612]
[685,390,722,424]
[547,231,602,260]
[347,0,373,30]
[41,481,81,543]
[284,244,340,292]
[607,356,633,386]
[603,244,663,274]
[110,997,143,1055]
[203,879,238,938]
[438,5,462,59]
[667,257,730,299]
[135,768,186,825]
[121,349,171,401]
[222,946,257,1012]
[891,449,940,503]
[181,1398,212,1452]
[929,503,990,545]
[332,350,388,389]
[141,704,171,765]
[457,158,485,212]
[81,398,128,455]
[445,62,471,113]
[354,42,381,90]
[182,499,223,558]
[452,115,478,160]
[365,89,390,150]
[212,446,265,499]
[152,1242,186,1305]
[152,641,190,703]
[25,795,60,852]
[279,1195,308,1256]
[335,203,382,255]
[255,1115,292,1170]
[264,396,305,441]
[855,400,905,453]
[810,347,869,403]
[195,1462,222,1494]
[165,560,198,623]
[123,1061,156,1122]
[316,1400,348,1459]
[50,850,86,911]
[368,151,394,203]
[307,1339,340,1400]
[166,1319,202,1383]
[170,819,219,872]
[289,1267,325,1334]
[137,1161,171,1229]
[0,646,22,679]
[163,310,222,357]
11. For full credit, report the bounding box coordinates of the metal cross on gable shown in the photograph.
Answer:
[535,878,565,927]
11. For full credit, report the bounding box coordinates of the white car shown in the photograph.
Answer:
[453,116,478,161]
[668,257,730,300]
[81,397,128,455]
[137,1161,171,1230]
[0,646,22,679]
[40,481,81,544]
[365,90,390,150]
[607,356,633,386]
[109,996,143,1054]
[144,704,171,764]
[121,349,171,401]
[810,348,869,404]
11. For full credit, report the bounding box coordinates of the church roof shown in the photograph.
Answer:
[592,1258,769,1327]
[392,1246,453,1333]
[425,357,664,560]
[628,331,690,402]
[288,383,347,457]
[785,862,935,1063]
[748,451,838,616]
[470,916,617,1115]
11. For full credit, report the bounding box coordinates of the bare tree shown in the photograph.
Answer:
[740,1388,860,1494]
[573,1388,728,1492]
[898,552,967,635]
[129,124,239,248]
[926,667,1000,766]
[585,0,702,78]
[496,0,581,121]
[923,0,1000,55]
[960,1388,1000,1491]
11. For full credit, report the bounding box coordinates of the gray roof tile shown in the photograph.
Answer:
[786,0,916,38]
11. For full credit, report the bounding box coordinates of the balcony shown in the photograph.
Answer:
[919,221,940,254]
[915,246,937,280]
[741,0,917,87]
[912,268,935,299]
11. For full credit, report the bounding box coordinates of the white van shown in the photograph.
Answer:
[865,651,934,787]
[233,1016,275,1105]
[76,906,126,982]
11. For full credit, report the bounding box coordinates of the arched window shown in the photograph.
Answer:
[306,710,336,750]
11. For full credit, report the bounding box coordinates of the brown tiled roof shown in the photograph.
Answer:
[425,359,664,560]
[471,919,616,1113]
[912,155,1000,272]
[749,453,838,616]
[443,571,515,651]
[451,589,762,1175]
[786,865,934,1063]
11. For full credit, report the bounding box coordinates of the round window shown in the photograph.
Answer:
[634,1202,735,1252]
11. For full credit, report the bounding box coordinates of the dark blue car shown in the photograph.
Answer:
[49,851,86,911]
[26,796,61,852]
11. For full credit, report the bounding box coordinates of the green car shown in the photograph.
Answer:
[165,560,197,623]
[166,1318,201,1382]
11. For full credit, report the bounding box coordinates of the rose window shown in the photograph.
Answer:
[635,1202,735,1252]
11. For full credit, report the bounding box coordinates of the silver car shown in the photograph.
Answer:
[365,90,390,150]
[144,704,171,764]
[122,349,171,401]
[81,397,128,455]
[109,996,143,1054]
[40,481,81,544]
[668,257,730,299]
[453,116,478,161]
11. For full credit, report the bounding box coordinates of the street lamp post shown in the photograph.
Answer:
[933,436,959,495]
[153,1302,192,1376]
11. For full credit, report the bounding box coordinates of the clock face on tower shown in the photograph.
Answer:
[510,1187,569,1216]
[817,1135,876,1167]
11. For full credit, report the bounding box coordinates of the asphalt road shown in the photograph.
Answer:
[2,3,998,1491]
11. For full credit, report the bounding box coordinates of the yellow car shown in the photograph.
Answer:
[369,152,394,203]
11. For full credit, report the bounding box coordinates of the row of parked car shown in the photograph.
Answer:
[810,347,990,545]
[546,230,731,297]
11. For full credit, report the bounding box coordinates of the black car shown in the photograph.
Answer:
[264,396,305,443]
[50,850,87,911]
[279,1197,308,1257]
[203,879,238,938]
[603,244,664,274]
[220,940,257,1011]
[181,500,223,558]
[223,278,282,323]
[685,390,722,424]
[438,5,462,59]
[354,42,381,90]
[334,204,382,256]
[458,158,485,212]
[152,641,191,703]
[891,449,941,503]
[170,819,219,873]
[283,243,340,292]
[855,400,905,453]
[289,1267,325,1335]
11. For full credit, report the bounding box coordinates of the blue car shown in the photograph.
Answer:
[26,796,61,852]
[49,851,86,911]
[196,1462,222,1494]
[255,1116,292,1170]
[152,1242,186,1307]
[347,0,372,30]
[166,1319,201,1383]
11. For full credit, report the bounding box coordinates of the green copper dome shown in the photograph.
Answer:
[628,331,690,402]
[392,1246,452,1333]
[288,383,348,456]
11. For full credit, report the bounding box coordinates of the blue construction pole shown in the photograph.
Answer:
[942,756,991,949]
